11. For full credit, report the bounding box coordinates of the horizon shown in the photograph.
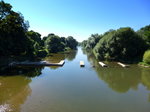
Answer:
[4,0,150,42]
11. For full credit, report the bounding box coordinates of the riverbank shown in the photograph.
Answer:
[139,62,150,68]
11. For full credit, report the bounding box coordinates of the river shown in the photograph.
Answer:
[0,47,150,112]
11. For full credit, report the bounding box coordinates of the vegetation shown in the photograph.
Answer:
[143,50,150,64]
[81,27,150,63]
[0,1,78,60]
[44,34,78,53]
[82,34,102,50]
[137,25,150,47]
[94,28,147,62]
[0,1,31,56]
[1,1,149,64]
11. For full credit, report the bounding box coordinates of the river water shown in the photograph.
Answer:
[0,47,150,112]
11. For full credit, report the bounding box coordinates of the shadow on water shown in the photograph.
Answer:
[44,50,77,70]
[0,57,45,111]
[65,50,77,61]
[84,49,150,93]
[0,66,43,77]
[0,50,78,111]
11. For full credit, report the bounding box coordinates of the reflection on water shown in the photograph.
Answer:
[142,68,150,90]
[0,76,31,112]
[96,67,141,93]
[65,50,77,61]
[0,66,43,77]
[85,50,150,93]
[0,66,43,112]
[0,48,150,112]
[0,50,78,111]
[44,50,77,69]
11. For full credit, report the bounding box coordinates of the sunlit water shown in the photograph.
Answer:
[0,47,150,112]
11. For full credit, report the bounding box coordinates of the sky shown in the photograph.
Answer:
[3,0,150,42]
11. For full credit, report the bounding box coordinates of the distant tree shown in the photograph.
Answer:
[27,30,41,44]
[93,27,148,62]
[83,34,102,50]
[26,30,42,50]
[81,40,88,48]
[137,25,150,47]
[45,34,65,53]
[60,37,67,45]
[66,36,78,50]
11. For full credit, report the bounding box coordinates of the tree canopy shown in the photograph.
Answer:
[82,27,149,63]
[0,1,30,56]
[137,25,150,47]
[44,34,78,53]
[0,1,78,59]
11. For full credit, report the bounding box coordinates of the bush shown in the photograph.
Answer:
[143,50,150,64]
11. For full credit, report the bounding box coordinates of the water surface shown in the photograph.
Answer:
[0,48,150,112]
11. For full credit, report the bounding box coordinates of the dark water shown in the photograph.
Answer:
[0,48,150,112]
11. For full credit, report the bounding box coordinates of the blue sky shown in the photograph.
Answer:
[4,0,150,42]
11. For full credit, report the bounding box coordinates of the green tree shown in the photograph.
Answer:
[82,34,102,50]
[0,1,32,57]
[93,27,147,62]
[45,34,65,53]
[26,30,42,46]
[0,1,12,19]
[137,25,150,47]
[66,36,78,50]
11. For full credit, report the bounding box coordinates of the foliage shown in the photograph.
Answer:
[44,34,78,53]
[143,50,150,64]
[0,1,78,59]
[26,30,48,57]
[81,34,102,50]
[44,34,65,53]
[26,30,42,46]
[0,1,31,56]
[93,27,148,62]
[66,36,78,50]
[137,25,150,47]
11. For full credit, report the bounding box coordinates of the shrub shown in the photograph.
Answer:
[143,50,150,64]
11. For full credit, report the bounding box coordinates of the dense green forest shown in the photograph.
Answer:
[0,1,78,59]
[81,26,150,64]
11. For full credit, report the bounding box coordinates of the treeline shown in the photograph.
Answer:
[0,1,78,59]
[81,26,150,64]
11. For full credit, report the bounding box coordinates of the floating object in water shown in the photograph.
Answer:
[117,62,129,68]
[99,62,107,67]
[80,61,85,67]
[9,60,65,67]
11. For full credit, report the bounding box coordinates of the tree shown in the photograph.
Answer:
[137,25,150,47]
[66,36,78,50]
[93,27,148,62]
[0,1,31,56]
[0,0,12,19]
[45,34,65,53]
[26,30,42,50]
[82,34,102,50]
